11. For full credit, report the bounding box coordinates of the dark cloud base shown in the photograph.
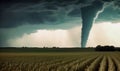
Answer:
[0,0,119,28]
[0,0,120,47]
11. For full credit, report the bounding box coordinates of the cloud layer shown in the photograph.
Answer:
[0,0,120,47]
[0,0,119,28]
[8,22,120,47]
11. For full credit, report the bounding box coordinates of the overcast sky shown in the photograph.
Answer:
[0,0,120,47]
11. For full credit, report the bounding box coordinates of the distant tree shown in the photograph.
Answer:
[95,45,115,51]
[116,48,120,51]
[22,46,27,48]
[52,46,59,48]
[43,46,48,48]
[52,46,57,48]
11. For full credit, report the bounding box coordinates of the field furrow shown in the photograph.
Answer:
[108,55,117,71]
[111,55,120,71]
[0,52,120,71]
[99,56,107,71]
[85,55,103,71]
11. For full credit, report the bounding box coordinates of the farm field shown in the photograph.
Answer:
[0,52,120,71]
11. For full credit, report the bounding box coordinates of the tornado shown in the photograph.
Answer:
[81,0,104,48]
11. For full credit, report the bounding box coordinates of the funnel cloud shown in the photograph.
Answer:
[81,0,104,47]
[0,0,120,47]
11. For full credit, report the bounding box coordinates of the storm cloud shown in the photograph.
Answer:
[80,0,120,47]
[0,0,120,47]
[81,0,104,47]
[0,0,119,28]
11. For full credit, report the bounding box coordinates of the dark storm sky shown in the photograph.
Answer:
[0,0,120,47]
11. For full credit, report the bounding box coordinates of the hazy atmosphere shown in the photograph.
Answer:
[0,0,120,47]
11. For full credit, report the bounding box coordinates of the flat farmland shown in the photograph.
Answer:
[0,51,120,71]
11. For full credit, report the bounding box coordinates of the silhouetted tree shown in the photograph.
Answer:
[52,46,59,48]
[95,45,115,51]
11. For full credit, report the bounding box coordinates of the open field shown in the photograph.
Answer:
[0,51,120,71]
[0,48,95,52]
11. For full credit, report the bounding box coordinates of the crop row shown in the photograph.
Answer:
[0,52,120,71]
